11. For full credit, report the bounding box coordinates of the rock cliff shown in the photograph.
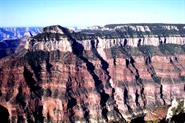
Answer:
[0,24,185,123]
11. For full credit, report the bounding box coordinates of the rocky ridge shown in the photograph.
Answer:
[0,24,185,123]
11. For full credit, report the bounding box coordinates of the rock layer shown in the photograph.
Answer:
[0,24,185,123]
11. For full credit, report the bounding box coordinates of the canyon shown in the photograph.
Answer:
[0,24,185,123]
[0,27,41,58]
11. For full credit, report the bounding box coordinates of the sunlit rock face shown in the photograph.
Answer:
[0,24,185,123]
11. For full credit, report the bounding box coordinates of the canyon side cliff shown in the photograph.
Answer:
[0,24,185,123]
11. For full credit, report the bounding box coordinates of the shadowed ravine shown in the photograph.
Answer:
[60,26,111,122]
[138,45,165,105]
[120,44,147,111]
[91,39,125,120]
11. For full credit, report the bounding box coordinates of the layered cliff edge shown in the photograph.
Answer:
[0,24,185,123]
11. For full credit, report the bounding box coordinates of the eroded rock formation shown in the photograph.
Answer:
[0,24,185,123]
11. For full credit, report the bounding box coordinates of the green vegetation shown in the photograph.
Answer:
[130,47,143,56]
[139,45,156,56]
[109,43,185,58]
[111,46,119,59]
[181,44,185,52]
[159,44,183,55]
[171,100,184,115]
[180,76,185,81]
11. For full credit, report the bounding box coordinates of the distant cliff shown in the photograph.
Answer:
[0,27,41,58]
[0,24,185,123]
[31,24,185,52]
[0,27,42,41]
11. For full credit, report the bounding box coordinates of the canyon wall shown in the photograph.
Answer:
[0,24,185,123]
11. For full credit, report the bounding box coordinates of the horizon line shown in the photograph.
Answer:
[1,22,185,28]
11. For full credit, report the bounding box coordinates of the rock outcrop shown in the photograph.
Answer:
[0,24,185,123]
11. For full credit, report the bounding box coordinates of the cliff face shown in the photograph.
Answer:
[0,24,185,123]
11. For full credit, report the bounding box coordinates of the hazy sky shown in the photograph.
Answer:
[0,0,185,27]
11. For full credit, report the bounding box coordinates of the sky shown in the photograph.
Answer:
[0,0,185,27]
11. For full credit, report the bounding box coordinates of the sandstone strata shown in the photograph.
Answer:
[0,24,185,123]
